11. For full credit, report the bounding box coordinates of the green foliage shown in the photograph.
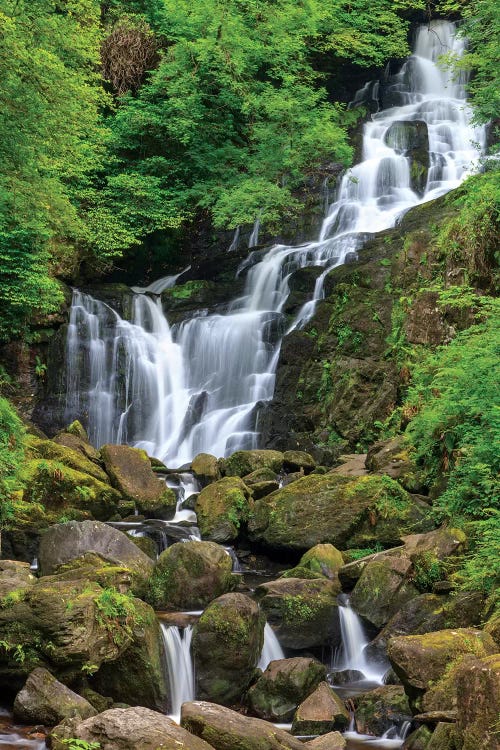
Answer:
[412,551,444,592]
[459,514,500,606]
[61,740,101,750]
[94,587,140,644]
[0,397,25,524]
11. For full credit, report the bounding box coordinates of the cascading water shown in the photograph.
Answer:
[258,623,285,671]
[63,21,484,465]
[332,599,387,684]
[160,624,195,720]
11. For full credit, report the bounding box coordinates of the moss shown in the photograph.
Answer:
[224,449,284,477]
[25,435,108,483]
[196,476,251,543]
[163,280,212,300]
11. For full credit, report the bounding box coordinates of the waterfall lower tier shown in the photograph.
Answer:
[258,623,285,671]
[62,21,484,464]
[332,602,387,685]
[160,624,195,720]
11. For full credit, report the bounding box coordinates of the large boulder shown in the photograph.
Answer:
[196,477,252,543]
[181,701,304,750]
[365,436,423,492]
[255,578,340,649]
[223,450,284,477]
[50,706,215,750]
[291,682,349,735]
[247,657,327,722]
[100,444,176,517]
[14,667,96,724]
[350,554,419,628]
[283,450,316,473]
[305,732,346,750]
[192,453,221,486]
[248,473,431,552]
[147,541,238,610]
[352,685,411,736]
[387,629,497,700]
[0,560,36,599]
[38,520,154,594]
[26,435,109,483]
[456,653,500,750]
[193,593,264,705]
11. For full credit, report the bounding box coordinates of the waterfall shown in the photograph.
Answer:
[160,624,195,720]
[248,215,261,247]
[228,226,240,252]
[63,21,484,465]
[258,623,285,671]
[333,601,387,684]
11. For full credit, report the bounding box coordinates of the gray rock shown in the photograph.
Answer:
[14,667,96,724]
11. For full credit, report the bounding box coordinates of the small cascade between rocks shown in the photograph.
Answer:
[258,623,285,671]
[332,598,387,685]
[160,624,195,721]
[62,21,484,468]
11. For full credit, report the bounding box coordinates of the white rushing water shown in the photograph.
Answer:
[160,624,195,721]
[333,601,387,684]
[64,21,484,465]
[258,623,285,671]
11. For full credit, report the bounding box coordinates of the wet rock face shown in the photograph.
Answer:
[192,593,265,706]
[352,685,411,736]
[147,541,238,610]
[51,706,215,750]
[14,667,96,725]
[384,119,429,196]
[247,657,327,722]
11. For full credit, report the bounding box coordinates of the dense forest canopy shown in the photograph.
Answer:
[0,0,497,341]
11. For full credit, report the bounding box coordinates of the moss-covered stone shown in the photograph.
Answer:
[291,682,349,735]
[350,554,420,628]
[13,667,97,724]
[192,453,221,485]
[63,420,89,441]
[26,435,108,483]
[224,449,284,477]
[283,450,316,472]
[426,723,460,750]
[242,467,279,485]
[101,444,176,517]
[403,725,433,750]
[147,541,238,610]
[353,685,411,736]
[456,653,500,750]
[193,593,265,705]
[255,577,340,649]
[305,732,346,750]
[196,476,252,543]
[299,544,344,579]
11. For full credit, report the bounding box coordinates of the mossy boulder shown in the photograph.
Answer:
[147,541,238,610]
[192,593,265,705]
[21,459,123,521]
[350,554,420,628]
[426,723,459,750]
[100,444,176,517]
[248,473,431,552]
[26,435,109,483]
[299,544,344,579]
[365,436,424,492]
[255,577,340,649]
[195,477,252,543]
[247,657,327,722]
[242,467,279,485]
[0,560,36,600]
[305,732,346,750]
[14,667,96,724]
[456,653,500,750]
[192,453,221,486]
[224,449,284,478]
[181,701,304,750]
[403,726,433,750]
[352,685,411,736]
[484,610,500,647]
[52,431,102,464]
[51,706,215,750]
[62,420,89,441]
[251,480,280,499]
[291,682,349,735]
[40,553,141,596]
[283,450,316,472]
[387,628,497,700]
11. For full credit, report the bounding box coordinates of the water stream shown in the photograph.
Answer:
[63,21,484,467]
[258,623,285,671]
[332,599,388,685]
[160,624,195,721]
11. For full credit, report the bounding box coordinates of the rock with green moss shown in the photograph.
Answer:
[21,459,122,521]
[247,657,326,722]
[299,544,344,579]
[0,560,36,600]
[127,534,157,560]
[251,480,280,499]
[248,473,431,552]
[193,593,265,705]
[26,435,109,483]
[305,732,346,750]
[365,436,424,492]
[53,431,101,463]
[403,725,433,750]
[196,477,252,543]
[92,598,168,711]
[352,685,411,736]
[148,541,238,610]
[224,450,284,478]
[484,610,500,647]
[243,467,279,485]
[283,451,316,472]
[387,628,497,700]
[100,444,176,517]
[426,723,459,750]
[350,554,420,628]
[62,420,89,441]
[181,701,304,750]
[255,577,340,649]
[192,453,221,485]
[456,653,500,750]
[291,681,349,735]
[14,667,97,724]
[51,706,215,750]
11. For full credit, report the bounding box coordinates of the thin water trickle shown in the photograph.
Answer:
[63,22,484,466]
[258,623,285,671]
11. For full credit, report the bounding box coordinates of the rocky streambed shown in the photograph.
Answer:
[1,431,498,750]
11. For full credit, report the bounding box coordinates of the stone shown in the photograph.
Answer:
[298,544,344,580]
[224,449,284,477]
[350,554,419,628]
[52,431,102,464]
[193,593,265,705]
[50,706,215,750]
[38,520,154,594]
[387,628,497,699]
[401,528,467,562]
[195,477,252,543]
[365,436,423,492]
[384,120,429,196]
[455,653,500,750]
[181,701,304,750]
[0,560,36,599]
[251,481,280,499]
[255,577,340,649]
[484,610,500,647]
[403,726,433,750]
[291,682,349,735]
[242,468,279,485]
[339,548,403,589]
[26,435,108,483]
[63,420,89,441]
[100,444,176,517]
[14,667,96,724]
[427,723,460,750]
[192,453,221,486]
[147,541,238,610]
[247,657,327,722]
[283,450,316,472]
[305,731,346,749]
[352,685,411,736]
